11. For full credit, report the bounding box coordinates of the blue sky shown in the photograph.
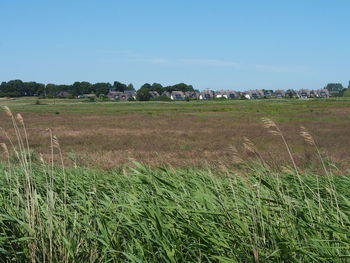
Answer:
[0,0,349,90]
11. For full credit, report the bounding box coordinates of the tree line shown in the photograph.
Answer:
[0,80,134,97]
[0,80,195,98]
[1,79,349,98]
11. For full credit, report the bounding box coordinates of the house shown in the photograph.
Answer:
[263,90,273,98]
[122,90,136,100]
[225,90,240,99]
[199,90,215,100]
[246,90,264,99]
[298,89,311,99]
[312,89,329,98]
[161,91,172,99]
[107,91,136,100]
[149,91,160,99]
[273,90,286,99]
[56,91,72,98]
[215,90,239,99]
[107,91,123,100]
[170,91,186,100]
[185,91,200,100]
[214,91,226,99]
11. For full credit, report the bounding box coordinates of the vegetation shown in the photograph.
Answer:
[324,83,345,97]
[1,162,350,262]
[0,80,195,99]
[1,97,350,170]
[0,106,350,262]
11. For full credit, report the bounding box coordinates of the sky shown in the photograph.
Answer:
[0,0,349,91]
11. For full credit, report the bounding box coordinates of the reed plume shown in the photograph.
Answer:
[229,145,243,163]
[2,106,13,117]
[242,136,268,168]
[261,117,297,174]
[300,126,342,224]
[1,142,9,158]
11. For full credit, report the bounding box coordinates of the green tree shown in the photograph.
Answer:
[325,83,344,97]
[126,83,135,91]
[150,83,164,94]
[92,82,112,95]
[113,81,127,92]
[136,84,152,101]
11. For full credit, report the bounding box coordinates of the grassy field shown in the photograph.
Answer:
[1,97,350,171]
[0,99,350,262]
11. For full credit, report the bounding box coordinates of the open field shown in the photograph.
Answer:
[1,97,350,171]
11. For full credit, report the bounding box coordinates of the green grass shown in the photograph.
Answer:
[1,162,350,262]
[1,97,350,120]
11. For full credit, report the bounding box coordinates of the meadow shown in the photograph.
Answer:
[0,98,350,262]
[1,97,350,170]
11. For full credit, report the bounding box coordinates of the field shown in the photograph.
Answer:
[1,97,350,262]
[1,97,350,171]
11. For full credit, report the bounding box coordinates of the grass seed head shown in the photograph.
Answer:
[53,135,60,149]
[39,153,45,165]
[261,117,277,129]
[2,106,13,117]
[16,113,24,125]
[300,126,315,146]
[0,143,9,158]
[229,145,243,163]
[243,136,257,154]
[261,117,282,136]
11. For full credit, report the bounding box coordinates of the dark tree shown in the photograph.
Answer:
[126,83,135,91]
[136,84,152,101]
[92,82,112,95]
[113,81,128,92]
[150,83,163,95]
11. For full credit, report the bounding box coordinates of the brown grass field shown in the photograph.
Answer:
[0,97,349,171]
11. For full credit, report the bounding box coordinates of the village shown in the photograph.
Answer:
[74,88,332,101]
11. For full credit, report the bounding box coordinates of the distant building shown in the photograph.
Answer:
[215,90,240,99]
[312,89,329,98]
[273,90,286,99]
[263,90,273,98]
[170,91,186,100]
[123,90,136,100]
[246,90,264,99]
[298,89,311,99]
[107,91,123,100]
[185,91,200,100]
[56,91,72,98]
[107,91,136,100]
[199,90,215,100]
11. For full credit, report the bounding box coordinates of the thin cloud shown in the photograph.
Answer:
[98,49,311,73]
[252,64,310,73]
[178,58,240,67]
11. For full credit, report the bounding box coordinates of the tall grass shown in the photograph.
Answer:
[0,108,349,262]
